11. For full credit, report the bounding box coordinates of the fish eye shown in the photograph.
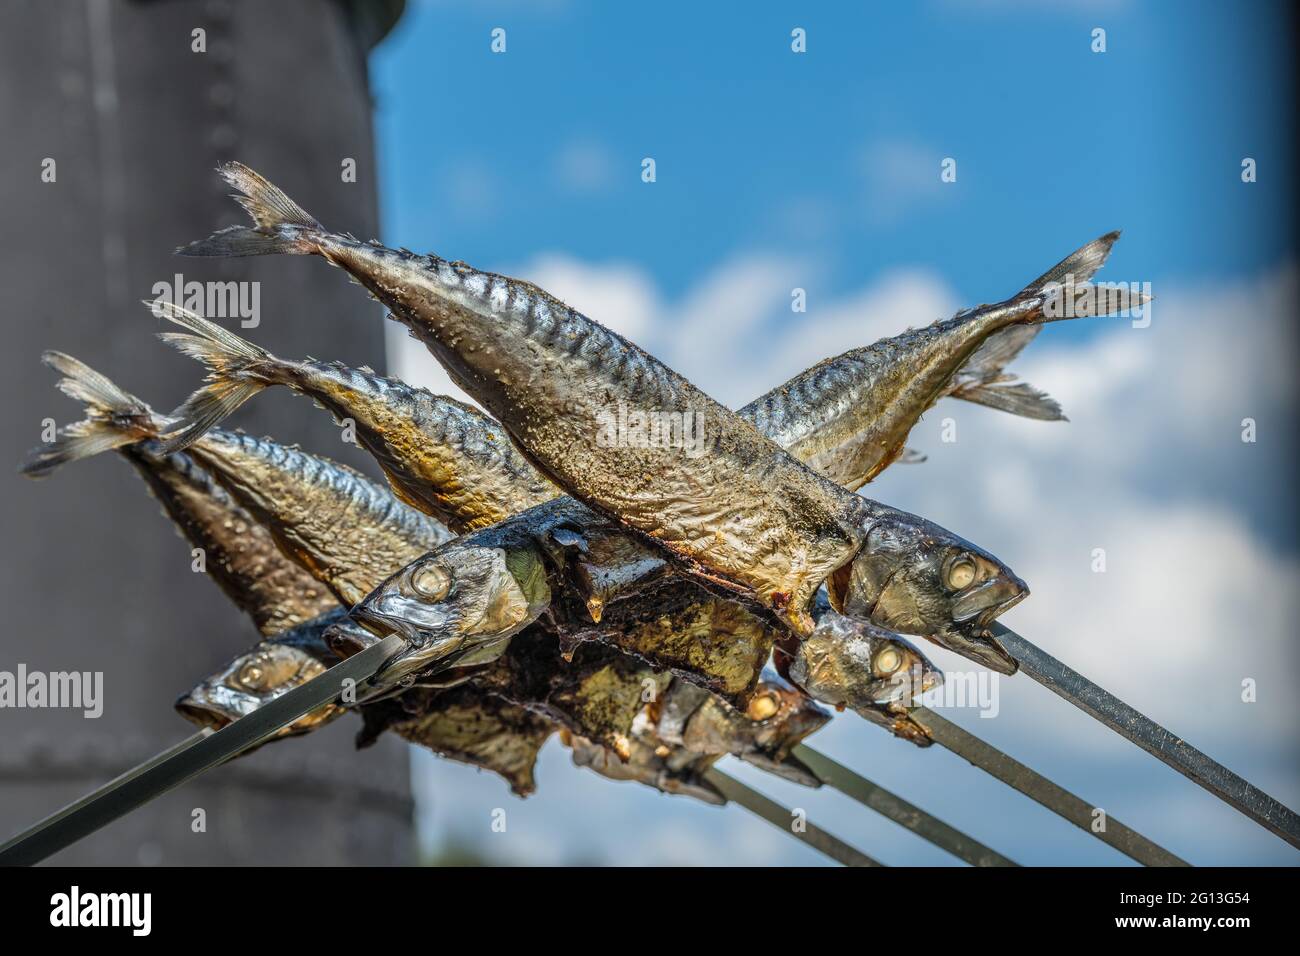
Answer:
[946,555,977,591]
[237,662,266,689]
[747,692,780,721]
[874,647,903,676]
[410,563,451,601]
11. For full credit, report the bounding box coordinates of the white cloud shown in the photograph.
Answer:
[553,138,616,194]
[859,140,951,226]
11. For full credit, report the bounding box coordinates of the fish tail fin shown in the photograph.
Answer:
[176,162,325,258]
[949,323,1067,421]
[150,299,279,454]
[951,381,1066,421]
[1012,231,1152,324]
[1016,231,1122,297]
[20,352,163,478]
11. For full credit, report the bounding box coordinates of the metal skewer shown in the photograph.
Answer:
[913,707,1188,866]
[994,623,1300,851]
[702,769,882,866]
[791,744,1017,866]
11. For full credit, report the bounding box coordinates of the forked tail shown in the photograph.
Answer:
[177,162,326,258]
[150,299,280,454]
[949,231,1150,421]
[19,353,169,478]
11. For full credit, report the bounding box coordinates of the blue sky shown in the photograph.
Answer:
[370,0,1299,866]
[374,0,1293,301]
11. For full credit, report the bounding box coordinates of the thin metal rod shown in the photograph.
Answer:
[791,744,1017,866]
[995,623,1300,851]
[703,768,883,867]
[0,634,406,867]
[913,707,1188,866]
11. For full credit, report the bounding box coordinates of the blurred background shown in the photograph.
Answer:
[2,0,1296,865]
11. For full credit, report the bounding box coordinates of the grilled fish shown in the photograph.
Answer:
[20,351,338,634]
[20,352,338,634]
[180,164,1121,671]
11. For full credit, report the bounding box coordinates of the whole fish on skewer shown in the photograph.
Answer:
[175,608,358,742]
[181,164,1139,672]
[154,301,1010,719]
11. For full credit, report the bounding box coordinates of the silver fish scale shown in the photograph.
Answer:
[312,357,544,485]
[740,327,933,447]
[416,248,673,389]
[208,430,451,550]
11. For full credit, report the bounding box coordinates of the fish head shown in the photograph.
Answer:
[730,676,833,786]
[742,674,832,752]
[350,542,551,687]
[174,641,340,737]
[789,610,940,748]
[834,510,1026,675]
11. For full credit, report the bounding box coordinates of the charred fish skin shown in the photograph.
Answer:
[356,684,553,798]
[475,625,672,757]
[351,494,781,702]
[654,675,831,783]
[154,301,559,533]
[740,233,1135,491]
[20,351,338,636]
[564,730,727,806]
[181,163,868,633]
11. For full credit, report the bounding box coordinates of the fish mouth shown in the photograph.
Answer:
[174,687,250,730]
[349,599,468,689]
[852,700,934,747]
[941,578,1028,675]
[324,620,380,658]
[742,751,822,788]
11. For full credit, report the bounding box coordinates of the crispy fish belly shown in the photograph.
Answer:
[182,164,867,632]
[155,303,559,533]
[555,574,774,706]
[356,684,554,797]
[355,495,774,700]
[179,429,451,606]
